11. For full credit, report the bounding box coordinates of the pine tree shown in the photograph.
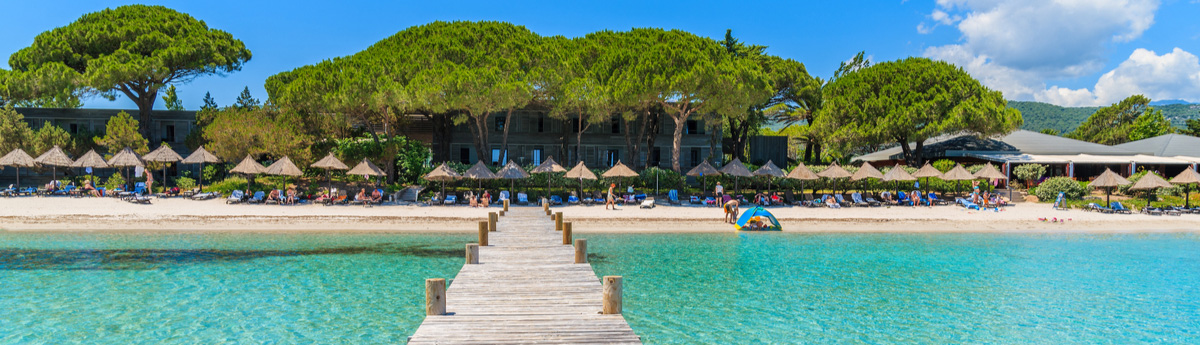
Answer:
[93,111,149,154]
[162,85,184,111]
[234,86,260,109]
[0,105,35,154]
[201,92,218,110]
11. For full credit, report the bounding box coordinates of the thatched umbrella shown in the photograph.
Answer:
[942,164,975,197]
[850,162,883,194]
[464,161,496,193]
[144,144,183,190]
[720,158,753,195]
[881,165,916,196]
[424,163,462,199]
[912,162,942,194]
[266,156,304,177]
[34,145,74,183]
[686,161,721,195]
[182,146,222,192]
[347,158,385,191]
[495,160,530,194]
[230,155,267,192]
[71,149,109,188]
[310,152,349,196]
[1169,168,1200,208]
[1129,171,1172,206]
[817,162,852,194]
[602,161,640,196]
[106,147,144,191]
[1090,168,1132,205]
[564,161,597,198]
[974,162,1011,199]
[786,162,819,196]
[1,148,37,188]
[753,160,786,194]
[530,156,566,198]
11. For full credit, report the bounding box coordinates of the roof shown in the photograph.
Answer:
[969,153,1195,165]
[1114,134,1200,157]
[852,130,1137,162]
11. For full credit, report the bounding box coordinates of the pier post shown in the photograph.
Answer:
[478,221,489,246]
[543,200,550,215]
[488,212,497,232]
[574,239,587,264]
[563,222,572,245]
[466,244,479,264]
[503,199,509,212]
[426,278,446,316]
[602,276,622,315]
[555,212,564,231]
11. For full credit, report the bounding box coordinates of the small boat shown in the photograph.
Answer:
[735,207,781,231]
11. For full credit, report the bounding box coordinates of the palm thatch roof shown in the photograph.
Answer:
[70,149,110,168]
[602,161,639,178]
[229,155,266,175]
[265,156,304,176]
[106,147,144,167]
[530,156,566,174]
[719,158,753,177]
[973,163,1008,180]
[881,165,917,182]
[182,146,222,164]
[347,158,384,176]
[35,146,73,167]
[753,160,786,177]
[464,161,497,179]
[1129,172,1172,190]
[496,160,530,179]
[1090,168,1131,188]
[942,164,976,181]
[424,163,462,181]
[1170,168,1200,184]
[143,144,183,162]
[0,148,36,167]
[913,163,943,179]
[564,161,597,180]
[310,153,349,170]
[850,162,883,181]
[817,163,852,179]
[786,162,819,180]
[686,161,720,177]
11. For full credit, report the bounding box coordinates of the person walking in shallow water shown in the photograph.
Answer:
[606,183,616,210]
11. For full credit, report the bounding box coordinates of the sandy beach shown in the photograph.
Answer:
[1,196,1198,233]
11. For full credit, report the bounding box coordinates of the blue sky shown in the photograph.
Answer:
[2,0,1197,109]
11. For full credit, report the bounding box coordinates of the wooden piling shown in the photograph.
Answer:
[503,199,509,212]
[466,243,479,264]
[555,212,564,231]
[478,221,489,246]
[426,278,446,316]
[488,212,497,231]
[563,222,572,245]
[602,276,622,315]
[499,210,505,217]
[543,201,550,215]
[574,239,587,264]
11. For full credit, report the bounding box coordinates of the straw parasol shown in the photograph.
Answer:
[347,158,385,190]
[34,145,74,183]
[720,158,753,195]
[602,161,639,196]
[182,147,223,191]
[686,161,721,195]
[564,161,597,198]
[266,156,304,177]
[1130,171,1172,207]
[942,164,975,196]
[786,162,819,195]
[912,162,943,195]
[974,163,1008,180]
[309,152,348,196]
[817,162,852,194]
[1169,168,1200,208]
[107,147,145,168]
[1090,168,1132,205]
[464,161,496,193]
[230,155,267,192]
[144,144,183,190]
[495,160,530,194]
[881,165,917,196]
[754,160,786,193]
[849,162,883,194]
[530,156,566,198]
[424,163,462,199]
[70,149,109,188]
[0,148,36,187]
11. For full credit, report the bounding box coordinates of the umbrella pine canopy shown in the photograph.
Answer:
[230,155,267,175]
[719,158,753,177]
[753,160,786,178]
[942,164,975,181]
[530,156,566,174]
[464,161,497,180]
[496,160,531,179]
[143,145,183,163]
[601,161,639,178]
[182,146,222,164]
[310,153,349,170]
[850,162,882,181]
[348,158,385,177]
[786,162,819,180]
[34,146,74,167]
[564,161,597,180]
[0,148,36,167]
[107,147,145,167]
[686,161,720,177]
[266,156,304,176]
[71,149,110,169]
[973,163,1008,180]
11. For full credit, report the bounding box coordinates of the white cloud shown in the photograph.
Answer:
[1033,48,1200,106]
[922,0,1161,103]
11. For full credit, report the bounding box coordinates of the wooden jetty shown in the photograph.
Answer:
[408,205,642,344]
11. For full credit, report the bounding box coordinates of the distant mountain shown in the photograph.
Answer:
[1150,99,1197,106]
[1010,100,1200,135]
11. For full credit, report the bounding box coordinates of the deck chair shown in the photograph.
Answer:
[517,192,530,205]
[820,194,841,208]
[640,197,656,209]
[248,191,266,204]
[956,197,980,210]
[897,191,912,206]
[928,192,949,205]
[444,194,457,205]
[1110,202,1133,214]
[851,193,877,207]
[1086,203,1112,213]
[833,194,852,207]
[863,193,883,206]
[668,190,681,205]
[226,190,245,204]
[568,195,581,205]
[499,191,510,202]
[1142,206,1163,216]
[550,195,563,205]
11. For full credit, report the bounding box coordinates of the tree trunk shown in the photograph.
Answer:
[804,141,814,163]
[643,109,660,168]
[670,114,687,172]
[622,112,650,169]
[913,140,925,167]
[897,138,913,166]
[708,122,719,163]
[500,108,514,165]
[467,112,490,164]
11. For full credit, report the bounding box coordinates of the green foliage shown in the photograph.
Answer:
[234,86,259,109]
[816,57,1022,166]
[1010,100,1097,134]
[201,92,218,110]
[1013,164,1046,184]
[202,164,220,183]
[0,105,34,154]
[931,159,956,173]
[331,135,431,184]
[161,85,184,111]
[30,122,72,154]
[175,176,196,191]
[1129,110,1174,141]
[93,111,149,154]
[208,176,247,194]
[1037,177,1087,200]
[1182,118,1200,136]
[1067,95,1165,145]
[1039,128,1060,136]
[201,106,312,164]
[102,172,126,191]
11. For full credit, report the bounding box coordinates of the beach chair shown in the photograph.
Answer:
[834,194,854,207]
[897,191,911,206]
[820,194,841,208]
[955,197,980,210]
[51,185,75,197]
[863,193,883,206]
[248,191,266,204]
[927,192,949,206]
[550,195,563,205]
[568,195,581,205]
[18,186,36,196]
[851,193,877,207]
[639,197,655,209]
[0,184,13,196]
[443,194,457,205]
[1141,206,1164,216]
[226,190,245,204]
[517,192,529,205]
[668,190,681,205]
[499,191,510,203]
[688,195,700,205]
[1110,202,1133,214]
[1086,203,1113,213]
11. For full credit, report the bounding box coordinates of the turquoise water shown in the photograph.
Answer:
[2,232,1199,344]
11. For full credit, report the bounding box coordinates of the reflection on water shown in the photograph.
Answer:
[0,243,462,271]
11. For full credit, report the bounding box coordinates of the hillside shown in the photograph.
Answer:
[1011,100,1200,134]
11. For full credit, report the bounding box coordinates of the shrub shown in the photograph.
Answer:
[932,159,956,173]
[1036,177,1087,201]
[176,177,197,191]
[102,173,126,191]
[1014,164,1046,186]
[208,176,248,195]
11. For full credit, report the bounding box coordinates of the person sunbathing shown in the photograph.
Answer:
[267,189,282,203]
[467,192,479,207]
[355,188,367,203]
[481,191,491,207]
[771,193,782,205]
[825,196,841,208]
[82,179,101,197]
[286,187,297,204]
[910,190,923,206]
[370,189,382,203]
[880,191,894,203]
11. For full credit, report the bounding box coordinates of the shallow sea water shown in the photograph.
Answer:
[1,231,1198,344]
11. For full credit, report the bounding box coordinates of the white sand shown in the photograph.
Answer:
[1,197,1198,233]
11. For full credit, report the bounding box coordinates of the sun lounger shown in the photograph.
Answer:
[191,191,220,200]
[568,195,581,205]
[897,191,912,206]
[1110,202,1132,214]
[226,190,245,204]
[443,195,457,205]
[801,193,820,207]
[834,194,853,207]
[851,193,877,207]
[550,195,563,205]
[955,197,980,210]
[668,190,681,205]
[517,192,529,205]
[248,191,266,204]
[1086,203,1113,213]
[928,192,949,206]
[640,198,655,208]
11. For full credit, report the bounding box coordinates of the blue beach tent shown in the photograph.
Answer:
[735,207,782,231]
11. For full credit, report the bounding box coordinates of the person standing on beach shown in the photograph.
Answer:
[723,199,739,224]
[606,183,616,210]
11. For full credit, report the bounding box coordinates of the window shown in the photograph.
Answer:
[532,148,543,165]
[611,118,620,134]
[571,119,580,133]
[690,148,701,167]
[495,116,506,132]
[607,149,620,167]
[164,125,176,142]
[651,148,661,167]
[537,115,544,133]
[686,120,698,134]
[460,148,471,164]
[491,149,502,165]
[68,123,78,134]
